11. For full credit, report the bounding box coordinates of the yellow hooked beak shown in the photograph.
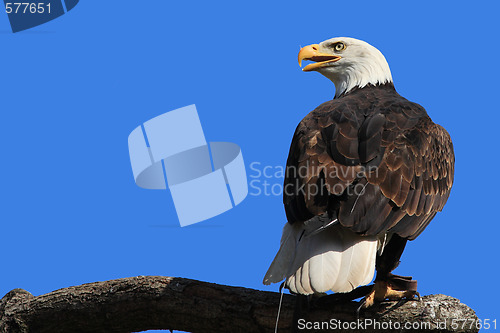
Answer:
[298,44,341,72]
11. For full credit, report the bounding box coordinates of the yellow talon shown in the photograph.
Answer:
[361,280,419,309]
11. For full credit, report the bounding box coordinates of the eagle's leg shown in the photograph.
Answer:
[361,275,419,308]
[361,234,419,309]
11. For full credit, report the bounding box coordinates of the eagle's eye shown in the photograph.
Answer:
[333,42,346,52]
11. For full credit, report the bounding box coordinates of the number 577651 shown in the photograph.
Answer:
[5,2,51,14]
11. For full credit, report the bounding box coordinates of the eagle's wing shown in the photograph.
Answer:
[283,98,454,240]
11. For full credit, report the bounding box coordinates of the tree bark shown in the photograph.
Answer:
[0,276,478,333]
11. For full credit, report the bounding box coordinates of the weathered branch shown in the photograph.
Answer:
[0,276,478,333]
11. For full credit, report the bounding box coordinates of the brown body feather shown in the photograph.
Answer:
[283,83,454,241]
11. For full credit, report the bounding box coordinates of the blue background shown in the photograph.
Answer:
[1,1,499,332]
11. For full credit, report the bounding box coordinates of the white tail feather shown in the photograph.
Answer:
[263,222,378,294]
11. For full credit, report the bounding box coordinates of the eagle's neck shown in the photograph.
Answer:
[338,82,397,98]
[329,59,393,99]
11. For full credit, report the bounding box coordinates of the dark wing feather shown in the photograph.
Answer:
[283,85,454,240]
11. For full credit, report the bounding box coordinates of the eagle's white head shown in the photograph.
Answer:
[298,37,393,98]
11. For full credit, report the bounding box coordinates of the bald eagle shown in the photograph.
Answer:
[263,37,454,307]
